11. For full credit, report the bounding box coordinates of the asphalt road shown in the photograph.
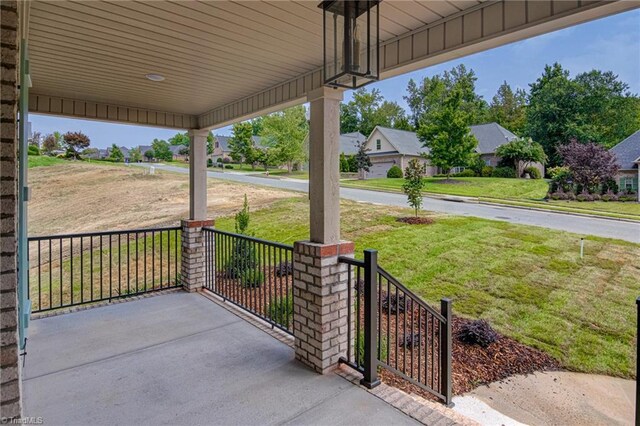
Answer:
[133,163,640,243]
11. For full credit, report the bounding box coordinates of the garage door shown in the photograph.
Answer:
[368,162,394,179]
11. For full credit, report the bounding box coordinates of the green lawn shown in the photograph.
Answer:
[342,177,640,220]
[28,155,68,168]
[215,197,640,378]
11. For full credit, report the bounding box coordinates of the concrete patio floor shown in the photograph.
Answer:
[23,291,418,425]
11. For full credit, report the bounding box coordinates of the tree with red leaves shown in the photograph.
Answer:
[62,131,91,160]
[557,139,619,192]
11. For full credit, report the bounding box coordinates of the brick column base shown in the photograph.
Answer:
[181,219,213,293]
[293,240,354,374]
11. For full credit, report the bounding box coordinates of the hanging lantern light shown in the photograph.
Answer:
[319,0,380,89]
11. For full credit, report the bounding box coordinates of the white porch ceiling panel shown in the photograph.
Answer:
[27,1,638,130]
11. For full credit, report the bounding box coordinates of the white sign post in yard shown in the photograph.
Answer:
[149,166,155,175]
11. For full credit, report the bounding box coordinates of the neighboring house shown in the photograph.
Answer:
[169,145,188,161]
[610,129,640,201]
[138,145,154,161]
[363,123,543,178]
[105,146,130,162]
[338,132,366,155]
[211,135,262,162]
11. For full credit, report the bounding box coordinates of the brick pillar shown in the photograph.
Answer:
[0,0,22,419]
[181,219,213,293]
[293,240,354,374]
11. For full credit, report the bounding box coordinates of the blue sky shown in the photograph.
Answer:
[31,9,640,150]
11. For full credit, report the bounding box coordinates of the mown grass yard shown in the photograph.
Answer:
[215,197,640,379]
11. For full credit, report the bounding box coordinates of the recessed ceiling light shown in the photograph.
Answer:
[145,73,165,82]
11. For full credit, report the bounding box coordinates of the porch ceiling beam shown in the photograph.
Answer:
[28,93,198,130]
[197,0,638,130]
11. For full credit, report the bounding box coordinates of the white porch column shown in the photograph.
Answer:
[292,87,353,374]
[308,87,343,244]
[188,129,209,221]
[181,129,212,293]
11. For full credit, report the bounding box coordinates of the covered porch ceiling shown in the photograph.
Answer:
[26,0,638,130]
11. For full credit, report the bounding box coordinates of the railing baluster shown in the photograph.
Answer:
[440,298,453,406]
[70,237,74,306]
[49,239,52,310]
[37,240,41,311]
[90,236,93,303]
[80,236,84,303]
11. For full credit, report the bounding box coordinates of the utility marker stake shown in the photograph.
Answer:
[580,238,584,259]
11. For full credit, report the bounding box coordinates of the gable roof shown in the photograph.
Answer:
[373,126,425,156]
[370,123,518,157]
[340,132,366,155]
[470,123,518,154]
[610,130,640,170]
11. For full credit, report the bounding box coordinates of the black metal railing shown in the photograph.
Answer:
[28,227,181,313]
[203,228,294,335]
[339,250,453,406]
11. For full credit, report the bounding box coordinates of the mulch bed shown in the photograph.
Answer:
[378,316,560,401]
[396,217,434,225]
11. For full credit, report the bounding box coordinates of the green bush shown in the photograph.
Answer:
[238,268,264,288]
[207,158,213,167]
[491,166,516,178]
[455,169,476,177]
[28,145,40,156]
[267,295,293,327]
[217,157,223,163]
[386,165,403,178]
[523,166,541,179]
[224,164,233,169]
[481,166,494,177]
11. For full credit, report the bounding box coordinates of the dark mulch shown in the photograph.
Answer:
[378,316,560,401]
[396,217,434,225]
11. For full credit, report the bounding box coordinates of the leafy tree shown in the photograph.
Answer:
[467,154,486,177]
[108,144,124,162]
[62,131,90,159]
[207,132,215,155]
[261,106,308,172]
[42,133,60,155]
[151,138,173,162]
[144,149,155,161]
[495,137,546,178]
[487,82,527,135]
[526,64,640,165]
[82,147,99,159]
[402,159,426,217]
[129,147,142,163]
[405,64,487,128]
[229,122,254,164]
[354,140,372,179]
[340,87,411,136]
[168,132,190,146]
[339,153,349,173]
[417,89,478,179]
[558,139,619,192]
[255,148,277,171]
[250,117,263,136]
[179,146,189,156]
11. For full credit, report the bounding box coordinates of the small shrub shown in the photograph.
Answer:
[491,166,516,178]
[222,157,231,164]
[456,319,499,348]
[267,295,293,327]
[576,190,594,202]
[239,268,264,288]
[274,261,293,277]
[386,165,403,178]
[28,145,40,156]
[601,190,618,202]
[481,166,494,177]
[523,166,541,179]
[455,169,476,177]
[591,193,601,201]
[207,158,213,167]
[217,157,223,163]
[225,164,233,169]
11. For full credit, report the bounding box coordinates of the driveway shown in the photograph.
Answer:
[133,163,640,243]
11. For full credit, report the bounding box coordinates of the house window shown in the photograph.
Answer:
[623,177,634,190]
[376,139,381,150]
[451,166,465,174]
[215,141,219,148]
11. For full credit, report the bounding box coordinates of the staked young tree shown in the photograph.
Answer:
[402,159,426,217]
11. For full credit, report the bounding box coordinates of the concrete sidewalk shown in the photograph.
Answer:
[23,292,418,425]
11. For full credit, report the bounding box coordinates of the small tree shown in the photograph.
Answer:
[108,144,124,162]
[229,122,254,164]
[354,140,372,179]
[227,195,262,287]
[63,131,91,159]
[42,133,60,155]
[129,147,142,163]
[558,139,619,192]
[151,139,173,162]
[402,159,426,217]
[417,89,478,180]
[495,137,547,178]
[28,131,42,148]
[144,149,155,162]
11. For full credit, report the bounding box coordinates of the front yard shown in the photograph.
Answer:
[342,177,640,220]
[215,197,640,379]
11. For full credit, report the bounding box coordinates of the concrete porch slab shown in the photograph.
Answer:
[23,292,418,425]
